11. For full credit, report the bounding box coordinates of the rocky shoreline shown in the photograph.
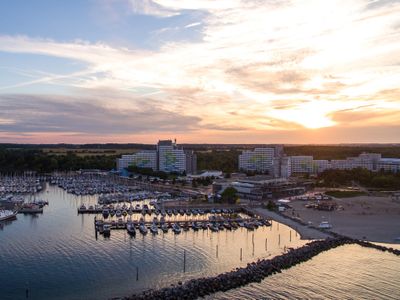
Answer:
[123,237,399,300]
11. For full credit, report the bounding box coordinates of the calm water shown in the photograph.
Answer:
[206,244,400,300]
[0,184,303,300]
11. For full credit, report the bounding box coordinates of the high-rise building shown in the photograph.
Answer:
[157,140,186,173]
[185,150,197,175]
[116,139,196,174]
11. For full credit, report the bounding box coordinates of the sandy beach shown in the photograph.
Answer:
[279,195,400,244]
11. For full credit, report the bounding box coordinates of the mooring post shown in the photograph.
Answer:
[290,230,292,242]
[136,266,139,281]
[216,245,218,258]
[240,248,243,261]
[265,238,268,251]
[279,234,281,246]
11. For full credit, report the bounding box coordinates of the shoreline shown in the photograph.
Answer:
[250,207,332,240]
[278,195,400,244]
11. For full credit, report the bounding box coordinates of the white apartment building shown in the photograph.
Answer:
[312,160,330,173]
[377,158,400,173]
[239,148,275,173]
[290,156,314,174]
[157,140,186,173]
[116,150,157,172]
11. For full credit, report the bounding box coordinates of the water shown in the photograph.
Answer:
[0,184,303,300]
[206,244,400,300]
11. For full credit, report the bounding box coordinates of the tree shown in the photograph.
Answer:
[221,187,238,204]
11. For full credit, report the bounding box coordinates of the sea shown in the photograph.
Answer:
[0,184,399,300]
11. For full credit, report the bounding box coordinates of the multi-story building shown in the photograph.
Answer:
[184,150,197,175]
[157,140,186,173]
[116,150,157,172]
[116,139,196,174]
[290,156,314,174]
[377,158,400,173]
[312,160,330,173]
[238,147,275,174]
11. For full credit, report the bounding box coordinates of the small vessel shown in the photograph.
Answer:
[127,222,136,236]
[150,223,158,234]
[139,224,148,235]
[318,221,332,229]
[102,209,109,219]
[172,223,181,234]
[103,224,111,237]
[0,210,17,222]
[117,218,125,229]
[161,223,169,233]
[210,223,219,232]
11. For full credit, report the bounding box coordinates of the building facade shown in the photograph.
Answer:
[157,140,186,173]
[290,156,314,174]
[239,147,275,173]
[116,139,196,174]
[116,151,157,172]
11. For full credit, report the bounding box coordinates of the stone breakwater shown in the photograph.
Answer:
[123,237,399,300]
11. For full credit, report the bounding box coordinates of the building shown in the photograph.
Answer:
[239,147,275,173]
[213,175,306,201]
[157,140,186,173]
[290,156,314,174]
[184,150,197,175]
[330,153,381,171]
[312,160,330,173]
[116,150,157,172]
[377,158,400,173]
[116,139,197,174]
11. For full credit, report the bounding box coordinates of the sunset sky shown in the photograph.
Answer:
[0,0,399,144]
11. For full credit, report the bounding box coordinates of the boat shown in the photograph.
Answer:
[117,218,125,229]
[103,224,111,237]
[0,210,17,222]
[161,223,169,233]
[139,224,148,235]
[102,209,109,219]
[210,223,219,232]
[318,221,332,229]
[127,222,136,236]
[172,223,181,234]
[150,223,158,234]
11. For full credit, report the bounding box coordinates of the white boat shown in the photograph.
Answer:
[318,221,332,229]
[172,223,181,234]
[150,223,158,234]
[139,224,148,235]
[0,210,17,222]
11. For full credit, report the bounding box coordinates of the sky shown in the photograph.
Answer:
[0,0,399,144]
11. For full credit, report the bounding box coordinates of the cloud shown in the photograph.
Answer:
[0,94,201,134]
[0,0,399,142]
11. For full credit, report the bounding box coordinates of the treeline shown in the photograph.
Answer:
[284,145,400,160]
[0,149,116,174]
[317,168,400,189]
[196,150,239,173]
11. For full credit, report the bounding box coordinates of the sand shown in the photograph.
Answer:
[281,195,400,244]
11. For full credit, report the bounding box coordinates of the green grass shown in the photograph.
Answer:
[325,190,367,198]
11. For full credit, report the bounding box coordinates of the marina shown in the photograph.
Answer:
[0,183,305,300]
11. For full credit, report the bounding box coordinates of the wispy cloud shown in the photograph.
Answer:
[0,0,399,142]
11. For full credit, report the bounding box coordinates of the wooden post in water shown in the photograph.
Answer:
[240,248,242,261]
[183,249,186,273]
[216,245,219,258]
[265,238,268,251]
[290,230,292,242]
[279,234,281,246]
[252,232,254,243]
[136,266,139,281]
